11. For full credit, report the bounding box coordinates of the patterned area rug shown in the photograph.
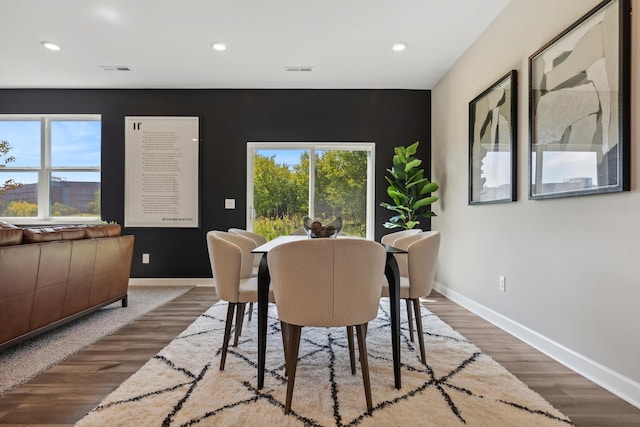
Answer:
[76,300,573,426]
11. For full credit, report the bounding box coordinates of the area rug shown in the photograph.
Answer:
[0,286,193,395]
[76,300,573,427]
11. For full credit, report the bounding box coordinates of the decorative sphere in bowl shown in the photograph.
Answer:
[303,217,342,238]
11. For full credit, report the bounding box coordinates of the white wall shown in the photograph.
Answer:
[431,0,640,407]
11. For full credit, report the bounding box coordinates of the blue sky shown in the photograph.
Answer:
[257,149,305,167]
[0,120,100,183]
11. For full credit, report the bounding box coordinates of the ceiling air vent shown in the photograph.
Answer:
[100,65,131,71]
[285,66,313,72]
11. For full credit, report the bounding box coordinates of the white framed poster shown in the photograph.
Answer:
[124,116,199,228]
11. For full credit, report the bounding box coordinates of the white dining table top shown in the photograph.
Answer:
[251,234,405,254]
[251,235,307,253]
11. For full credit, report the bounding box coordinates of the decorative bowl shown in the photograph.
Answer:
[303,217,342,238]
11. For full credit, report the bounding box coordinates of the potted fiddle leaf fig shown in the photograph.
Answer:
[380,141,439,230]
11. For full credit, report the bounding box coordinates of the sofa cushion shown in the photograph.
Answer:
[83,224,121,238]
[0,221,23,247]
[5,223,121,245]
[22,226,87,243]
[57,227,87,240]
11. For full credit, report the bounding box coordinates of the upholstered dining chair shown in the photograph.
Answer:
[206,230,274,370]
[380,228,422,247]
[228,228,268,320]
[267,238,386,414]
[228,228,267,271]
[381,231,441,365]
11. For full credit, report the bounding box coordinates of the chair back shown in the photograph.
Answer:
[389,232,425,277]
[268,238,386,327]
[396,231,440,299]
[206,230,257,302]
[228,228,267,268]
[228,228,267,246]
[380,228,422,246]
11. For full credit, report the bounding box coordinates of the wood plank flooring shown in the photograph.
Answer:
[1,287,639,426]
[0,286,217,426]
[426,292,640,427]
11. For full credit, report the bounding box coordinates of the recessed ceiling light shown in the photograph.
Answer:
[210,42,227,51]
[391,42,407,52]
[41,41,61,51]
[100,65,131,71]
[285,66,314,72]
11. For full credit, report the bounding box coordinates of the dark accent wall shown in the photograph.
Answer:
[0,89,431,277]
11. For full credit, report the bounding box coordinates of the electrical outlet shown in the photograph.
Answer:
[142,253,150,264]
[499,275,506,292]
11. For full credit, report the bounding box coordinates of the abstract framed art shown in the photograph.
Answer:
[469,70,517,205]
[528,0,631,199]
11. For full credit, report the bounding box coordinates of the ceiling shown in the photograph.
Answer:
[1,0,510,90]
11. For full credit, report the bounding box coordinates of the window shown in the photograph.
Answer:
[0,115,101,223]
[247,142,375,240]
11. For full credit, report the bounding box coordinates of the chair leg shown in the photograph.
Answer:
[406,299,415,342]
[281,321,289,376]
[355,323,373,413]
[220,302,236,371]
[412,299,426,365]
[284,324,302,415]
[347,326,356,375]
[248,302,253,321]
[233,303,246,347]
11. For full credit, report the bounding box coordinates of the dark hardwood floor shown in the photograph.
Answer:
[0,287,638,426]
[426,293,640,427]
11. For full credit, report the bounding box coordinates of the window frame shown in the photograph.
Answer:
[246,142,375,240]
[0,114,101,224]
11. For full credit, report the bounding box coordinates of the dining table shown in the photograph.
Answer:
[252,235,406,390]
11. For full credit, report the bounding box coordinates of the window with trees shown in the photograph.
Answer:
[0,115,101,223]
[247,143,375,240]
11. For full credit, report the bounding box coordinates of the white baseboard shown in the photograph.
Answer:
[433,282,640,410]
[129,278,214,287]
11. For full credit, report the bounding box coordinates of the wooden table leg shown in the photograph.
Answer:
[385,252,402,389]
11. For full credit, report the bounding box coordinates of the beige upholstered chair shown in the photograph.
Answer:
[206,230,273,370]
[380,228,422,247]
[381,231,441,364]
[268,238,386,414]
[228,228,267,271]
[228,228,268,320]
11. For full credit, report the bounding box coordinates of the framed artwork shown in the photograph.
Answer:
[469,70,517,205]
[124,116,200,228]
[528,0,631,199]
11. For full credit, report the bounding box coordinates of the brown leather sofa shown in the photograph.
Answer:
[0,222,134,351]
